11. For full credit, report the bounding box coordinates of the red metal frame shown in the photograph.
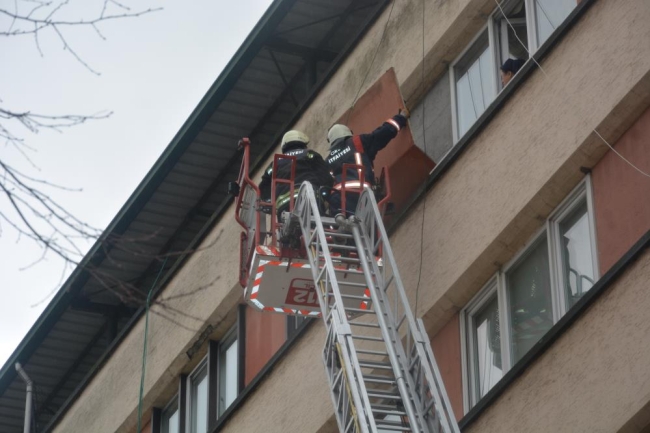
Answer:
[376,166,392,218]
[340,163,365,215]
[234,137,392,288]
[234,138,261,287]
[269,153,297,245]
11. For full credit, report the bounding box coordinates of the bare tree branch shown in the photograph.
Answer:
[1,1,225,316]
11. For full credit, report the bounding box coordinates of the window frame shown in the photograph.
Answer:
[460,275,510,411]
[186,357,209,433]
[461,176,599,412]
[449,23,498,143]
[547,174,599,316]
[216,326,239,418]
[160,394,180,433]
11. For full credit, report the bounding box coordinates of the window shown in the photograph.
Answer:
[451,0,578,140]
[506,235,553,363]
[161,396,179,433]
[452,30,495,140]
[462,178,598,410]
[533,0,577,48]
[217,329,238,417]
[463,280,504,406]
[495,1,529,66]
[188,360,209,433]
[287,316,309,339]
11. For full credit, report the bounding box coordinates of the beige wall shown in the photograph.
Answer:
[53,0,650,431]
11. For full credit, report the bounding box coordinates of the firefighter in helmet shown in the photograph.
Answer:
[259,130,334,214]
[325,108,410,216]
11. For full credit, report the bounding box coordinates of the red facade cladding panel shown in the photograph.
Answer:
[244,306,287,385]
[592,108,650,274]
[430,313,463,422]
[335,68,435,218]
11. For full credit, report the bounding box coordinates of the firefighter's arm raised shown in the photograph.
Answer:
[358,108,410,160]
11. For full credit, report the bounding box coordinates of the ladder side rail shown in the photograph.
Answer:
[351,226,426,433]
[355,188,459,433]
[417,319,460,433]
[293,182,375,433]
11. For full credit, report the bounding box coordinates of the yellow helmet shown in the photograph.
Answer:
[281,130,310,152]
[327,124,353,144]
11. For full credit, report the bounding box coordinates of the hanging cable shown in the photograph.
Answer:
[414,0,427,317]
[136,256,169,433]
[494,0,650,179]
[346,0,397,124]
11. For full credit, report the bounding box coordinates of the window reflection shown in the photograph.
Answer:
[218,337,238,416]
[162,398,179,433]
[190,366,208,433]
[472,296,503,399]
[535,0,577,45]
[507,237,553,363]
[560,202,595,308]
[455,31,493,138]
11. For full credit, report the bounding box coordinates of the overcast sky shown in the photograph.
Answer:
[0,0,273,366]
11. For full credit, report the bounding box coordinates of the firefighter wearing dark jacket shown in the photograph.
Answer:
[259,130,334,214]
[326,108,410,216]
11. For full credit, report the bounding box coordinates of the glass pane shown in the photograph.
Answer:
[497,1,528,63]
[218,338,238,416]
[190,367,208,433]
[505,22,528,60]
[455,32,493,138]
[535,0,577,45]
[507,237,553,363]
[472,296,503,399]
[162,404,179,433]
[560,202,595,308]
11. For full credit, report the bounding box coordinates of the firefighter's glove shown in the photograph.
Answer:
[398,107,411,120]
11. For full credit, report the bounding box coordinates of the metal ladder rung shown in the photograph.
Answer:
[348,321,380,328]
[317,231,354,239]
[366,387,400,397]
[351,334,384,342]
[313,242,358,251]
[364,374,396,385]
[346,307,375,314]
[356,348,388,356]
[337,281,368,288]
[367,391,401,399]
[374,420,411,432]
[321,256,361,264]
[330,293,370,301]
[330,268,364,275]
[358,360,393,370]
[371,403,404,411]
[372,408,407,417]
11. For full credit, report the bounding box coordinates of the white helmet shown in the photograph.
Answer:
[281,130,310,152]
[327,124,353,144]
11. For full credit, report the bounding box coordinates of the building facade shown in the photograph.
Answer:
[2,0,649,432]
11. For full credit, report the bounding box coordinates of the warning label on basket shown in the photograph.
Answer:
[285,278,319,308]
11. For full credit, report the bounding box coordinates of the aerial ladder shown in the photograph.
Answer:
[231,138,460,433]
